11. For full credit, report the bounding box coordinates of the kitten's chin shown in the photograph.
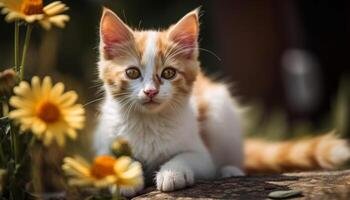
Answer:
[140,102,164,113]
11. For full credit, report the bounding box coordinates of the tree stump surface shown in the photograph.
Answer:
[133,170,350,200]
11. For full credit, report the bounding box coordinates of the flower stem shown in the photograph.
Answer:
[14,21,20,71]
[2,102,9,116]
[20,24,33,80]
[0,103,6,163]
[0,140,5,164]
[112,186,121,200]
[10,124,19,164]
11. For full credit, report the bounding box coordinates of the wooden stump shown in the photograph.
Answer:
[134,170,350,200]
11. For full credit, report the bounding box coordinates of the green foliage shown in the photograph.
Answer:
[245,77,350,140]
[331,77,349,136]
[0,96,34,199]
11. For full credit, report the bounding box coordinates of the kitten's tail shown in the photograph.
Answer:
[244,132,350,174]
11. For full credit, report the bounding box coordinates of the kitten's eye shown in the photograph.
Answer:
[125,67,141,79]
[161,67,177,80]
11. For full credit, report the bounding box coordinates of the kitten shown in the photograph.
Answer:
[94,8,244,195]
[94,8,350,196]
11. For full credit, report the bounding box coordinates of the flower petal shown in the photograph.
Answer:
[43,130,54,146]
[4,11,20,22]
[39,20,51,30]
[9,96,33,108]
[14,81,31,96]
[114,156,132,174]
[122,162,142,178]
[50,82,64,99]
[43,1,62,11]
[66,128,77,140]
[58,90,78,107]
[8,109,32,118]
[63,157,90,176]
[31,120,46,135]
[24,14,44,23]
[42,76,52,96]
[31,76,42,99]
[94,176,117,188]
[54,130,65,147]
[48,14,69,28]
[62,104,85,115]
[44,2,68,16]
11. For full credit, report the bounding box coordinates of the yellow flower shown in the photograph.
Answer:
[8,76,85,146]
[62,155,144,189]
[0,0,69,30]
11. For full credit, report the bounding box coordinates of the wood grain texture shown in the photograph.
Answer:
[133,170,350,200]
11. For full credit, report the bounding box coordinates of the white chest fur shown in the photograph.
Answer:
[94,96,206,173]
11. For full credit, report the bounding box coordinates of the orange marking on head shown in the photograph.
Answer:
[99,8,203,114]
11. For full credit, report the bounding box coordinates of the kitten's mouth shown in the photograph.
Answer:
[140,99,164,112]
[142,99,160,106]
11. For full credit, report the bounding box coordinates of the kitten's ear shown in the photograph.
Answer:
[100,8,134,59]
[168,8,200,58]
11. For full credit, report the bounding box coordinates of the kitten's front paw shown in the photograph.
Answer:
[156,167,194,192]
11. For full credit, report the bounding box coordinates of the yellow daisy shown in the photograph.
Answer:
[0,0,69,30]
[8,76,85,146]
[62,155,143,189]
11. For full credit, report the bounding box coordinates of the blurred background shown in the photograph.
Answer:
[0,0,349,144]
[0,0,349,196]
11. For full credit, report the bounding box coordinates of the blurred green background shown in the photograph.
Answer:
[0,0,349,144]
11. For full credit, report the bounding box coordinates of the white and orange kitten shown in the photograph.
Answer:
[94,7,350,197]
[94,8,244,195]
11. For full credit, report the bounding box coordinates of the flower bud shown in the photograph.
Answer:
[111,138,132,158]
[0,69,17,96]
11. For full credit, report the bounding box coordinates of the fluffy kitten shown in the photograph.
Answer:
[94,8,243,195]
[94,7,350,196]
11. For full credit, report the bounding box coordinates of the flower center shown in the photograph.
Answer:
[36,102,61,123]
[20,0,43,15]
[90,156,116,179]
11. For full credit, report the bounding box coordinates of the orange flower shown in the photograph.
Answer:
[0,0,69,29]
[63,155,144,189]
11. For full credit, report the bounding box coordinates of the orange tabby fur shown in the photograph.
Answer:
[244,133,350,174]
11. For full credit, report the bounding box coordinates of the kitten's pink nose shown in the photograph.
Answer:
[143,89,159,98]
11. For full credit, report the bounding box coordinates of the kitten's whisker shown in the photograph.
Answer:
[132,101,138,114]
[115,95,136,120]
[165,46,194,61]
[89,84,103,89]
[197,47,221,61]
[116,97,132,107]
[164,43,179,58]
[112,92,130,97]
[164,45,186,62]
[165,45,221,63]
[83,97,105,107]
[124,100,135,122]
